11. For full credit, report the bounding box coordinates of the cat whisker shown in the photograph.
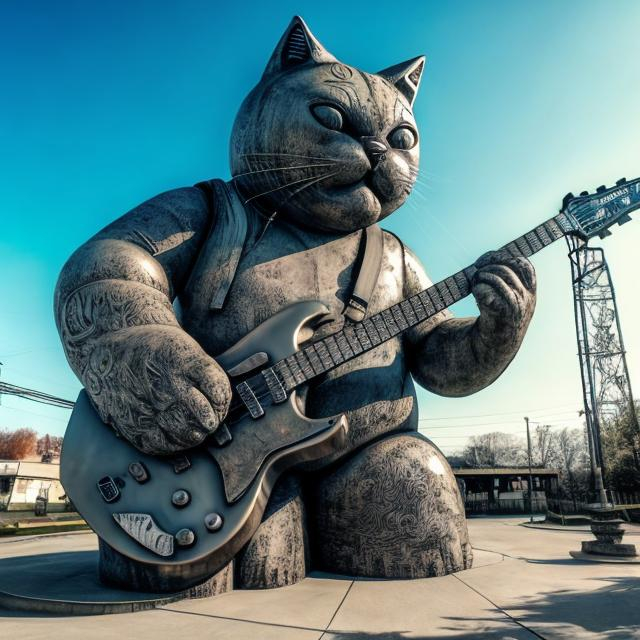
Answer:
[232,162,334,180]
[241,152,341,163]
[240,169,336,205]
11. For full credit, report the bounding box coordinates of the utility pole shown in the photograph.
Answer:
[525,416,534,523]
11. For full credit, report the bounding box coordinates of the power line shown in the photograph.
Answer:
[0,381,75,410]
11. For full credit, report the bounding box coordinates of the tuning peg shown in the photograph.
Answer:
[562,192,574,209]
[618,214,632,225]
[596,185,607,193]
[598,228,613,239]
[580,191,589,196]
[616,177,627,186]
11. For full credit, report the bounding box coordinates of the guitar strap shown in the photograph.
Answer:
[191,179,383,318]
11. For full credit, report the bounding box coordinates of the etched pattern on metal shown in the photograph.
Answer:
[112,513,174,557]
[525,231,543,252]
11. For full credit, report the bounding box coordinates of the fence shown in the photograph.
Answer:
[464,492,548,515]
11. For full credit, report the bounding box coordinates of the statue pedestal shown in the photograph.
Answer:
[570,507,639,564]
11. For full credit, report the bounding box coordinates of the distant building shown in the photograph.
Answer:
[0,460,67,512]
[452,467,560,515]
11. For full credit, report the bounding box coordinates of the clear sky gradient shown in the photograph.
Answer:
[1,1,639,455]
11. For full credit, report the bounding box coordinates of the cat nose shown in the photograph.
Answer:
[361,136,387,168]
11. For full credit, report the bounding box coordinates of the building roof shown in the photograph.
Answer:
[0,460,60,480]
[452,467,559,477]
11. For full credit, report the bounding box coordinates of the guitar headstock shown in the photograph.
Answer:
[560,177,640,240]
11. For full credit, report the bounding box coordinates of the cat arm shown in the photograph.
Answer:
[401,244,536,396]
[54,187,232,455]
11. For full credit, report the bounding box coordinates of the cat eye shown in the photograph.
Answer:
[388,126,417,150]
[311,104,344,131]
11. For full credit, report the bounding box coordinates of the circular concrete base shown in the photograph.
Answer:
[0,550,188,615]
[569,550,640,564]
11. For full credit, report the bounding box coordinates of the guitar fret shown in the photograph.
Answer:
[372,315,391,341]
[525,231,543,253]
[304,345,325,375]
[555,213,575,233]
[363,318,382,344]
[505,242,521,258]
[275,361,296,389]
[437,281,455,306]
[534,225,552,246]
[325,335,345,364]
[335,331,354,359]
[428,287,445,311]
[344,325,364,354]
[400,300,417,325]
[545,219,564,239]
[454,272,470,297]
[446,276,461,301]
[515,236,532,257]
[382,309,400,335]
[391,304,409,330]
[410,295,428,321]
[295,351,315,380]
[355,323,372,350]
[314,341,334,369]
[268,209,578,391]
[286,356,306,384]
[418,290,436,316]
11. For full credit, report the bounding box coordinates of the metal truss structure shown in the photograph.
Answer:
[568,236,639,498]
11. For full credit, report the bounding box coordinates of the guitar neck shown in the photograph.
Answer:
[271,212,576,391]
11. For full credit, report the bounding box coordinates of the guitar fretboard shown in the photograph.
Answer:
[270,212,576,391]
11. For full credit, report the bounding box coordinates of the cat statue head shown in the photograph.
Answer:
[230,16,425,233]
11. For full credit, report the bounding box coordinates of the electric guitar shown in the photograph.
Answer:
[61,177,640,586]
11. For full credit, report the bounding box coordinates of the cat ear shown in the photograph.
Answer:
[377,56,426,107]
[263,16,336,77]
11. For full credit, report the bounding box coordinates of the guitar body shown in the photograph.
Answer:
[61,300,348,586]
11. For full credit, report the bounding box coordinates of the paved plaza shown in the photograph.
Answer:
[0,516,638,639]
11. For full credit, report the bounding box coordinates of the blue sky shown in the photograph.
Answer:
[1,1,639,455]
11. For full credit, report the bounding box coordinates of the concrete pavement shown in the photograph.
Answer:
[1,517,638,639]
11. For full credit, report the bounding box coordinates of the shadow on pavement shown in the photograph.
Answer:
[445,575,640,639]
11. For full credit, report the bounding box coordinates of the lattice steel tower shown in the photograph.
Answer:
[567,236,639,501]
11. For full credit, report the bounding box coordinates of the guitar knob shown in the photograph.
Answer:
[616,177,627,186]
[596,185,606,193]
[171,489,191,508]
[175,528,196,547]
[204,512,224,532]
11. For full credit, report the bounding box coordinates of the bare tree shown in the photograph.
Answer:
[0,428,37,460]
[461,432,526,468]
[532,424,558,468]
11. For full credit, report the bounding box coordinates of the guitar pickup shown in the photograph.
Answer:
[236,381,265,419]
